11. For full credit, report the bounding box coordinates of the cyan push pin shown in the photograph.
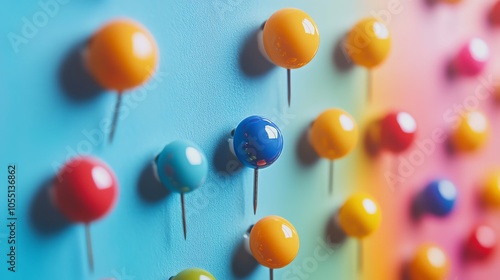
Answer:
[154,140,208,239]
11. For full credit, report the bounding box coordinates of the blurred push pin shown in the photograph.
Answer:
[337,193,382,274]
[344,18,391,102]
[169,268,216,280]
[418,179,457,217]
[408,244,450,280]
[52,156,119,272]
[260,8,320,106]
[309,109,359,195]
[482,171,500,209]
[379,111,417,153]
[451,111,490,152]
[154,140,208,239]
[465,224,497,260]
[249,216,300,280]
[85,19,159,143]
[490,1,500,25]
[451,38,490,77]
[230,116,283,214]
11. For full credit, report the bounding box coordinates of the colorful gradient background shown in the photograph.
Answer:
[2,0,500,279]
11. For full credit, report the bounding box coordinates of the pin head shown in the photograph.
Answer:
[86,19,159,91]
[309,108,359,160]
[262,8,320,69]
[453,38,489,77]
[344,18,391,69]
[170,268,216,280]
[249,216,300,269]
[233,116,283,169]
[52,157,118,223]
[337,193,382,239]
[421,179,457,217]
[408,244,450,280]
[482,171,500,208]
[380,111,417,153]
[466,224,497,260]
[156,140,208,194]
[451,111,489,152]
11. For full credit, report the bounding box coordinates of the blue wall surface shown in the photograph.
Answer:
[1,1,371,279]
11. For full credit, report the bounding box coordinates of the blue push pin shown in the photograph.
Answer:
[229,116,283,214]
[154,140,208,239]
[420,179,457,216]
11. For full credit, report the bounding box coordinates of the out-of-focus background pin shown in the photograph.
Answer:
[451,111,490,152]
[408,244,451,280]
[451,38,490,77]
[85,19,159,143]
[52,156,119,272]
[169,268,216,280]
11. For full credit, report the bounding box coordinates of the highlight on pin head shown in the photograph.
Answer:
[452,38,490,77]
[52,156,119,223]
[249,216,300,269]
[337,193,382,239]
[344,17,391,69]
[451,111,490,152]
[232,116,284,169]
[260,8,320,69]
[169,268,216,280]
[85,18,159,91]
[309,108,359,160]
[155,140,208,194]
[408,244,450,280]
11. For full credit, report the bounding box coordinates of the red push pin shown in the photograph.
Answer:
[367,111,417,155]
[52,156,119,272]
[465,224,497,260]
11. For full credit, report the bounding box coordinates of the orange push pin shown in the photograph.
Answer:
[85,19,159,143]
[249,216,300,280]
[309,109,359,195]
[451,111,490,152]
[481,171,500,209]
[344,18,391,102]
[337,193,382,274]
[408,244,450,280]
[260,8,320,106]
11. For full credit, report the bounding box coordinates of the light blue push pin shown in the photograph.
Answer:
[154,140,208,239]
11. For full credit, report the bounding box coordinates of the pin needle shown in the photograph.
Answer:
[287,69,291,107]
[109,93,123,143]
[181,193,187,240]
[85,224,94,273]
[254,169,259,215]
[329,160,334,196]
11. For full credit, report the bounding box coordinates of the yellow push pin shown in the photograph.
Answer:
[344,18,391,102]
[337,193,382,274]
[260,8,320,106]
[249,216,300,280]
[85,19,159,143]
[482,171,500,209]
[309,109,359,195]
[408,244,450,280]
[451,111,490,152]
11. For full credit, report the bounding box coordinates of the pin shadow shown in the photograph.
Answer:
[137,159,170,203]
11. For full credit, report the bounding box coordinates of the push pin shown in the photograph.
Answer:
[52,156,119,272]
[451,38,490,77]
[309,109,359,195]
[249,216,300,280]
[482,171,500,209]
[465,224,497,260]
[85,19,159,143]
[260,8,320,106]
[490,0,500,25]
[344,18,391,102]
[417,179,457,217]
[169,268,216,280]
[408,244,450,280]
[230,116,283,214]
[451,111,490,152]
[154,140,208,239]
[337,193,382,274]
